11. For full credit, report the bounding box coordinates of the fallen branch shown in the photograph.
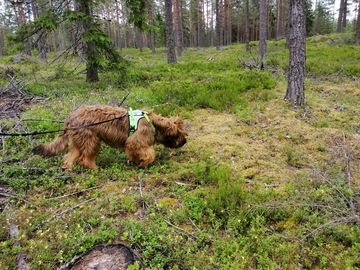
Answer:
[164,219,197,239]
[304,215,360,240]
[48,185,102,200]
[35,198,96,230]
[0,191,34,206]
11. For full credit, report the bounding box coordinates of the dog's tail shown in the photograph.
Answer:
[33,133,69,157]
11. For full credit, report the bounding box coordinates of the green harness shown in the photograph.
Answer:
[128,108,155,136]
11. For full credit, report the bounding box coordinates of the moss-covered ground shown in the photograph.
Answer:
[0,33,359,269]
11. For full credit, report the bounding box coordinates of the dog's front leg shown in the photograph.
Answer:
[125,143,155,167]
[138,147,156,167]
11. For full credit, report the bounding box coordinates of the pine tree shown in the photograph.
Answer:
[259,0,267,68]
[244,0,250,50]
[285,0,306,107]
[356,1,360,44]
[164,0,176,63]
[174,0,184,55]
[216,0,222,50]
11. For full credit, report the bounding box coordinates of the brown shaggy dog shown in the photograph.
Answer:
[33,105,187,171]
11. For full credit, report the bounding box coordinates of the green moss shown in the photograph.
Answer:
[0,34,359,269]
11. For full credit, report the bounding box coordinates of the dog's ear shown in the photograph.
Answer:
[148,112,179,136]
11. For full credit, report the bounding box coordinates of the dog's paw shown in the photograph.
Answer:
[61,164,73,172]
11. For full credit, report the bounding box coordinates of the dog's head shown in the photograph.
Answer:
[148,112,187,148]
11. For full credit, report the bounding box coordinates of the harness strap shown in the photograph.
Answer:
[128,108,156,136]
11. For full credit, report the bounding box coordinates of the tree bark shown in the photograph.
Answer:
[259,0,267,67]
[136,27,144,52]
[342,0,347,30]
[164,0,177,63]
[146,0,156,54]
[15,1,32,55]
[174,0,184,55]
[197,0,205,47]
[285,0,306,107]
[31,0,47,60]
[0,29,4,55]
[356,2,360,44]
[244,0,250,50]
[224,0,231,45]
[76,0,99,82]
[215,0,221,49]
[276,0,284,40]
[337,0,345,32]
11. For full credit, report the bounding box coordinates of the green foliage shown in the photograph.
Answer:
[125,0,147,29]
[1,37,359,269]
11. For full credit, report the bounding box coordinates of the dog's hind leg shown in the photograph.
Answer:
[62,146,80,171]
[77,135,100,170]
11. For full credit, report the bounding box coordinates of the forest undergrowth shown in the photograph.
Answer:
[0,33,359,269]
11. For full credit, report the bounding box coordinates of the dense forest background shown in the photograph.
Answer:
[0,0,359,269]
[0,0,359,56]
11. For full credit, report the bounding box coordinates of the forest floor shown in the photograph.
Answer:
[0,33,359,269]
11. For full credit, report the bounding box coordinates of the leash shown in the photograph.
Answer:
[0,113,128,137]
[1,92,132,137]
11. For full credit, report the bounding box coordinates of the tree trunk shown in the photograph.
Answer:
[197,0,205,47]
[356,2,360,44]
[146,0,156,54]
[114,0,121,48]
[0,29,4,55]
[76,0,99,82]
[224,0,231,45]
[276,0,284,40]
[285,0,306,107]
[337,0,345,32]
[16,1,32,55]
[136,27,144,52]
[215,0,221,49]
[164,0,177,63]
[73,0,84,58]
[244,0,250,50]
[31,0,47,60]
[259,0,267,67]
[174,0,184,55]
[342,0,347,30]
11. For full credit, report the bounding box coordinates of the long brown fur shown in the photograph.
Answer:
[33,105,187,171]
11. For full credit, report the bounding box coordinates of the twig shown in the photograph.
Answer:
[188,218,201,232]
[22,118,64,123]
[35,198,96,230]
[4,204,29,270]
[57,253,83,270]
[138,176,148,210]
[47,185,102,200]
[264,183,280,188]
[342,133,355,214]
[164,219,197,239]
[312,168,350,206]
[304,215,360,240]
[0,126,5,153]
[174,181,198,187]
[0,192,34,206]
